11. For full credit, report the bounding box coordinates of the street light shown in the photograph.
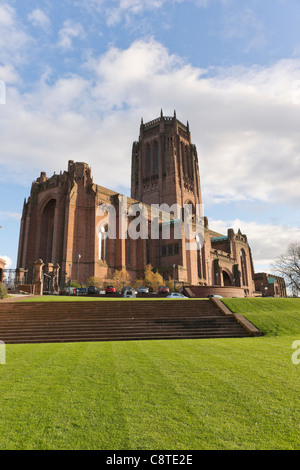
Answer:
[206,259,211,298]
[69,263,72,296]
[77,254,81,296]
[173,264,176,292]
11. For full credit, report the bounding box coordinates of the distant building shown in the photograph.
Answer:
[0,258,5,283]
[17,112,257,296]
[254,273,287,297]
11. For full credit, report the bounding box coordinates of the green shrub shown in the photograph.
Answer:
[0,283,7,299]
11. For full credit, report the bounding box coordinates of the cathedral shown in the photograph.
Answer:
[17,112,256,296]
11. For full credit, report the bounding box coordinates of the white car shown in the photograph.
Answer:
[166,293,188,299]
[137,286,149,294]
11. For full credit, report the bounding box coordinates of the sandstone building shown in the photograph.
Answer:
[17,112,257,296]
[254,273,287,297]
[0,258,5,284]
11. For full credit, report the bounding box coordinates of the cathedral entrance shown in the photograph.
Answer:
[222,270,233,286]
[39,199,56,264]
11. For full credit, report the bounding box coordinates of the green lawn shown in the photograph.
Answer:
[0,298,299,450]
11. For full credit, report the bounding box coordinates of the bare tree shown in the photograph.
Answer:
[271,243,300,295]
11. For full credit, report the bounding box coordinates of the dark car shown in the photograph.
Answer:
[106,285,116,294]
[75,287,87,295]
[88,286,99,295]
[158,286,169,294]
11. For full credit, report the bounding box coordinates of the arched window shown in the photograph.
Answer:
[222,271,233,286]
[240,249,248,286]
[196,234,202,278]
[153,141,158,174]
[99,226,108,262]
[40,199,56,263]
[126,237,131,265]
[146,143,151,175]
[185,145,189,177]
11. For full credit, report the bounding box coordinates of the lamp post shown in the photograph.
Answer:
[206,259,211,298]
[77,254,81,296]
[173,264,176,292]
[69,263,72,295]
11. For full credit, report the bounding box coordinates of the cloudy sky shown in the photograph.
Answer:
[0,0,300,272]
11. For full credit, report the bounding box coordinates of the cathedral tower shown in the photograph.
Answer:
[131,110,202,211]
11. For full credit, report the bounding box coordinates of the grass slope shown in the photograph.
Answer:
[0,298,299,450]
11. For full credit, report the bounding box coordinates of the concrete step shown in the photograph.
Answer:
[0,299,251,343]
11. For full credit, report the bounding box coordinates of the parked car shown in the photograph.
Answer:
[87,286,99,295]
[166,293,188,299]
[106,285,116,294]
[122,287,136,297]
[158,286,169,294]
[137,286,149,294]
[75,287,87,295]
[207,294,223,298]
[124,292,136,298]
[121,286,132,294]
[62,286,76,295]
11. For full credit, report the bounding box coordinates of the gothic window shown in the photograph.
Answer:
[185,145,188,177]
[196,236,202,278]
[39,199,56,264]
[146,240,150,265]
[134,151,138,184]
[153,141,158,174]
[99,226,108,262]
[146,143,151,175]
[126,237,131,265]
[240,249,248,286]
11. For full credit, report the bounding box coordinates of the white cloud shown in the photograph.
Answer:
[0,64,19,84]
[0,3,32,64]
[0,211,21,221]
[0,255,13,269]
[1,38,300,210]
[79,0,201,26]
[57,20,85,49]
[28,9,51,29]
[105,0,165,26]
[209,218,300,269]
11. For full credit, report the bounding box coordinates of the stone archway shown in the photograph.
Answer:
[222,270,233,287]
[39,199,56,264]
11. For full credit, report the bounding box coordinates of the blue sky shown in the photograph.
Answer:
[1,0,300,273]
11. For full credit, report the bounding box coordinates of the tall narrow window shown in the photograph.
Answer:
[196,236,202,278]
[185,145,190,178]
[99,226,107,262]
[146,143,151,175]
[126,237,131,265]
[40,199,56,264]
[240,249,248,286]
[153,141,158,174]
[146,240,150,265]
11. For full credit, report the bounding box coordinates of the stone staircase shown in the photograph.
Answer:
[0,299,253,344]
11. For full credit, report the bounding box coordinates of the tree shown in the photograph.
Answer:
[86,277,103,288]
[144,264,164,291]
[112,268,130,284]
[0,283,7,299]
[271,243,300,295]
